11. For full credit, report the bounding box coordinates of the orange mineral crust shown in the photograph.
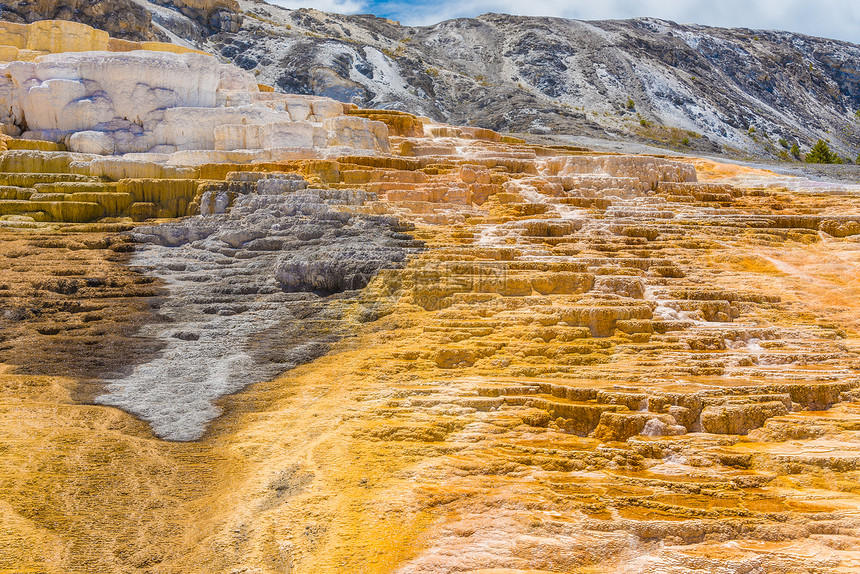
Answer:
[1,21,860,574]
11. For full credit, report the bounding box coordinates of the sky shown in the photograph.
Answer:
[266,0,860,44]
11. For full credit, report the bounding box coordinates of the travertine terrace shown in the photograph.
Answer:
[2,20,860,574]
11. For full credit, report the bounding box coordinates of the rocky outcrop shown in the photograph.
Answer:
[0,22,390,159]
[4,3,860,157]
[149,0,241,34]
[0,0,240,40]
[0,0,160,41]
[0,19,210,64]
[6,3,859,158]
[275,240,409,294]
[202,3,860,159]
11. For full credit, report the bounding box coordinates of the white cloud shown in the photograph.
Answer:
[266,0,368,14]
[386,0,859,44]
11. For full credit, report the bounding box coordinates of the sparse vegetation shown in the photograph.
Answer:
[804,139,842,164]
[779,138,790,149]
[633,121,702,148]
[626,98,635,110]
[790,143,801,159]
[425,67,439,78]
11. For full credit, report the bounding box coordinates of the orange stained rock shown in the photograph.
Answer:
[348,109,426,138]
[682,157,778,180]
[0,20,212,61]
[1,128,860,573]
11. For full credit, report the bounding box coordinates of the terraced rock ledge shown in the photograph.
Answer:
[1,19,860,574]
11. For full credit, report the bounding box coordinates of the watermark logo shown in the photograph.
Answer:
[411,261,511,310]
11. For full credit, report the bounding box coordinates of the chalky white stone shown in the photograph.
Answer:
[0,49,390,156]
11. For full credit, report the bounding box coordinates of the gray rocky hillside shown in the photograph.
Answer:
[3,0,860,160]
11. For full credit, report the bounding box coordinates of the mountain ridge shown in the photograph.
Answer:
[2,0,860,161]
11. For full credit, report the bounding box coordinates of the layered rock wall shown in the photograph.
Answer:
[147,0,241,34]
[0,0,240,40]
[0,0,160,40]
[0,21,390,158]
[1,22,860,574]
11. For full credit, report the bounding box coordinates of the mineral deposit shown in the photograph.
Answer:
[0,19,859,574]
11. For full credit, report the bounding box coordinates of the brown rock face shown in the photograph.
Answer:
[149,0,241,33]
[0,0,160,40]
[0,0,241,40]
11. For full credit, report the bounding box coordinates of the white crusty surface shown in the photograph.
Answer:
[0,49,390,156]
